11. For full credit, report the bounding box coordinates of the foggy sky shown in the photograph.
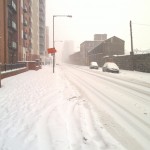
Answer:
[46,0,150,54]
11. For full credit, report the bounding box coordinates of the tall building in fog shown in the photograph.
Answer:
[45,26,49,50]
[44,26,51,64]
[62,40,74,63]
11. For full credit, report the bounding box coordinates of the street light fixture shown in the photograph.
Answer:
[52,15,72,73]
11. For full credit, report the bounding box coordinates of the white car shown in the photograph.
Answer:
[89,62,99,69]
[102,62,119,73]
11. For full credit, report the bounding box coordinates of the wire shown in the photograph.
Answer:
[132,22,150,27]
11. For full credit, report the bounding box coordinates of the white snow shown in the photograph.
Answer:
[0,65,149,150]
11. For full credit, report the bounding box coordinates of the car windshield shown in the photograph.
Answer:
[91,62,98,66]
[107,63,119,69]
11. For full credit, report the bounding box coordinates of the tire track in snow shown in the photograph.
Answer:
[71,65,150,89]
[36,84,124,150]
[64,66,149,150]
[72,66,150,100]
[36,99,67,150]
[65,66,150,122]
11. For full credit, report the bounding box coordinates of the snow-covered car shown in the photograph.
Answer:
[102,62,119,73]
[89,62,99,69]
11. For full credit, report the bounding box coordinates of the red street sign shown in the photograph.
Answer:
[47,48,57,54]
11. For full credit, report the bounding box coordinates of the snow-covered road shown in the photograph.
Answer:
[63,65,150,150]
[0,65,127,150]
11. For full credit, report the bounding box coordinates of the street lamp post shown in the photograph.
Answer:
[52,15,72,73]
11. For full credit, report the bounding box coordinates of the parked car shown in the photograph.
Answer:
[102,62,119,73]
[89,62,99,69]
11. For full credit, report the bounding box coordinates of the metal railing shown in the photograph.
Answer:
[1,63,26,72]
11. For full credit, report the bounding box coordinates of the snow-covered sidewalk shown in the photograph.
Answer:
[0,66,126,150]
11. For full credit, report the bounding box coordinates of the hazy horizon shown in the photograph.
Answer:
[46,0,150,54]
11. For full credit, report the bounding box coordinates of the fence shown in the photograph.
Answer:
[1,63,26,72]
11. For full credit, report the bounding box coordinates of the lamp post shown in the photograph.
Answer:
[52,15,72,73]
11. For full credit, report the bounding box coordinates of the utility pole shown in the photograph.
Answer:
[130,20,134,70]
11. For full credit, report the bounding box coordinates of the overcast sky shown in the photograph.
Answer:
[46,0,150,54]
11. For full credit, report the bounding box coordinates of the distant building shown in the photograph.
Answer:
[80,41,102,65]
[70,35,124,66]
[80,34,107,65]
[69,51,81,65]
[44,26,51,65]
[45,26,49,50]
[88,36,125,66]
[94,34,107,41]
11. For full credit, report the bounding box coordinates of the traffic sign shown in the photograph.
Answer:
[47,48,57,54]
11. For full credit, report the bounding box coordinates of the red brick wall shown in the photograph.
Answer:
[0,0,6,64]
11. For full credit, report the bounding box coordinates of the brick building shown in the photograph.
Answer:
[0,0,45,64]
[0,0,20,64]
[80,34,107,66]
[21,0,33,61]
[0,0,6,64]
[80,41,102,65]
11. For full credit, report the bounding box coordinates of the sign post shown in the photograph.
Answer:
[47,48,57,73]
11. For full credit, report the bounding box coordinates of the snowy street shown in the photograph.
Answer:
[64,65,150,150]
[0,65,150,150]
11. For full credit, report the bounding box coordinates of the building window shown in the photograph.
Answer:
[8,19,12,27]
[12,21,17,30]
[23,5,28,12]
[23,19,28,26]
[12,41,17,49]
[8,0,17,12]
[12,0,17,11]
[23,33,28,40]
